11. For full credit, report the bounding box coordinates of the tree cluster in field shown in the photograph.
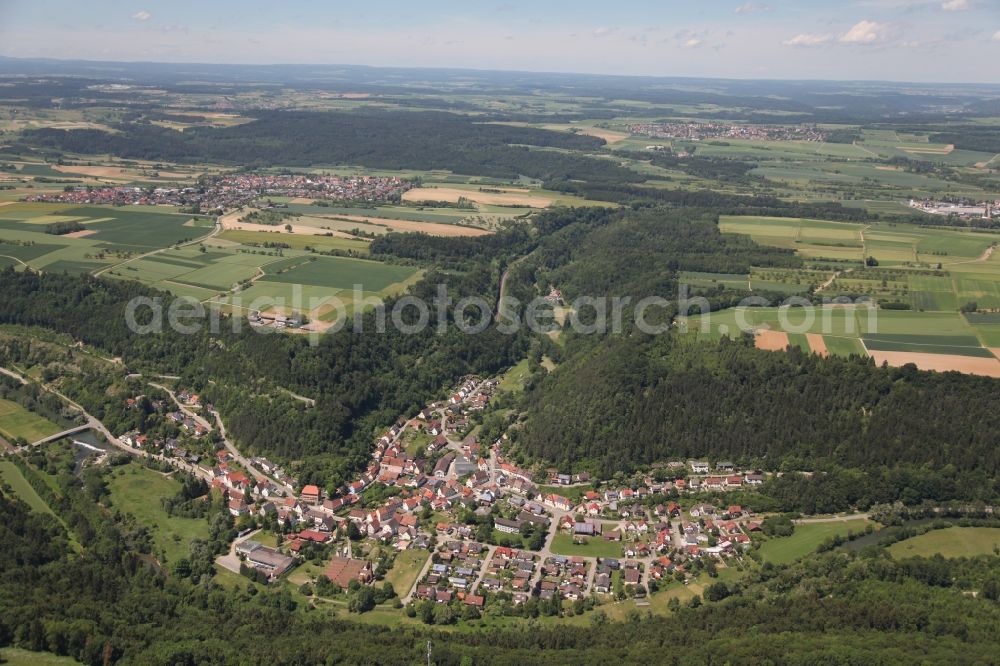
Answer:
[43,220,86,236]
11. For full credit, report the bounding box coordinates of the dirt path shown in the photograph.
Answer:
[0,254,29,269]
[794,512,870,524]
[950,243,995,267]
[403,187,551,208]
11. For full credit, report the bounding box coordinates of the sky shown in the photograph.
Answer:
[1,0,999,83]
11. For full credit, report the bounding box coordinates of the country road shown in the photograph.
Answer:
[4,366,211,480]
[150,381,292,492]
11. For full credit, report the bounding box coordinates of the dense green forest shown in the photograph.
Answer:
[24,110,644,185]
[0,253,531,490]
[517,333,1000,497]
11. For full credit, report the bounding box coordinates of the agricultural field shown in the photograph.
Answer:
[887,527,1000,559]
[0,399,63,442]
[106,463,211,564]
[681,305,1000,375]
[0,460,56,516]
[0,202,211,274]
[757,519,874,565]
[222,204,497,237]
[212,254,421,326]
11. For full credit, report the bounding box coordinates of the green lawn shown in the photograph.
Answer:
[0,460,56,516]
[497,358,532,394]
[0,648,81,665]
[0,398,63,442]
[550,532,623,558]
[888,527,1000,559]
[758,519,874,565]
[383,548,430,597]
[107,464,210,564]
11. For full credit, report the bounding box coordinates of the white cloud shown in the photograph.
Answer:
[993,29,1000,41]
[734,2,771,14]
[783,33,833,46]
[592,26,618,37]
[840,20,890,44]
[684,38,704,48]
[941,0,969,10]
[131,10,152,21]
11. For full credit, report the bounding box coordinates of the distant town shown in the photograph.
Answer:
[626,122,828,142]
[22,172,414,211]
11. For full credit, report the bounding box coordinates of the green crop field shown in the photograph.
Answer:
[758,519,874,565]
[262,255,418,292]
[861,333,994,357]
[0,203,216,275]
[822,335,868,357]
[964,312,1000,347]
[217,230,371,254]
[106,464,210,564]
[0,399,63,442]
[888,527,1000,559]
[0,460,56,516]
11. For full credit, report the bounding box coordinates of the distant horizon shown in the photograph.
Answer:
[2,52,999,89]
[1,0,998,84]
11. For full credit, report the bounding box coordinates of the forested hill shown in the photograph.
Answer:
[501,206,1000,506]
[521,206,800,305]
[25,110,643,184]
[0,264,531,489]
[519,333,1000,483]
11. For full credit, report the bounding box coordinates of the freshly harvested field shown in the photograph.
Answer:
[327,214,492,237]
[898,144,954,155]
[866,349,1000,377]
[806,333,829,357]
[62,229,96,238]
[529,122,630,144]
[402,187,551,208]
[52,165,127,178]
[755,329,790,351]
[574,126,628,143]
[221,209,490,238]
